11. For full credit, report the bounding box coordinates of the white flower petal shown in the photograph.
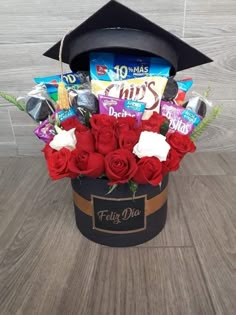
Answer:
[133,131,170,161]
[49,127,77,151]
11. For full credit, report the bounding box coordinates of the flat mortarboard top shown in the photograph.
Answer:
[43,0,212,73]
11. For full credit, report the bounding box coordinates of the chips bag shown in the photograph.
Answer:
[90,53,171,118]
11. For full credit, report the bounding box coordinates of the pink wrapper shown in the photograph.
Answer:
[161,101,198,135]
[98,95,145,126]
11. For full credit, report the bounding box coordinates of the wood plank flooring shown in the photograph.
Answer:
[0,153,235,314]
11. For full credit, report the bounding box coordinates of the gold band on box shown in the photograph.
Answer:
[73,185,168,217]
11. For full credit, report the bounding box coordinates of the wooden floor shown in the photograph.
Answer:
[0,152,235,315]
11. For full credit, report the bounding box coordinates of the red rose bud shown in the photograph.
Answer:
[95,127,118,156]
[46,148,77,180]
[142,112,167,133]
[115,116,136,136]
[105,149,138,185]
[119,129,140,152]
[69,149,105,178]
[60,116,88,131]
[90,114,116,132]
[167,132,196,157]
[42,143,56,159]
[133,157,163,186]
[75,129,95,152]
[162,148,181,175]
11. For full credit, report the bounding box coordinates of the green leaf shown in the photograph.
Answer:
[106,184,118,195]
[0,91,26,111]
[203,86,211,98]
[129,180,138,199]
[160,120,170,136]
[84,109,92,128]
[190,105,222,142]
[99,173,107,179]
[48,114,54,125]
[55,113,61,126]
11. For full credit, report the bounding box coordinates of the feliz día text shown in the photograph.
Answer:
[97,208,142,224]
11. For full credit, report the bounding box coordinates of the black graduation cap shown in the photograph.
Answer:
[43,0,212,73]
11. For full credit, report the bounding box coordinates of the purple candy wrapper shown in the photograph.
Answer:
[161,101,201,135]
[34,117,55,143]
[98,95,145,126]
[34,108,78,143]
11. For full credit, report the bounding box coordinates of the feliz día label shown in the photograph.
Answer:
[92,195,146,234]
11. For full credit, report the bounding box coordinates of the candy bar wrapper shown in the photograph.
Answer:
[34,108,77,143]
[34,115,56,143]
[98,95,145,126]
[161,101,202,135]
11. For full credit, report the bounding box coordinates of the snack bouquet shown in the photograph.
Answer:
[0,1,221,247]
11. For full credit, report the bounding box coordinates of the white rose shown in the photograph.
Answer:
[49,126,77,151]
[133,131,170,161]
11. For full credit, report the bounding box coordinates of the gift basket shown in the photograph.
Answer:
[0,1,222,247]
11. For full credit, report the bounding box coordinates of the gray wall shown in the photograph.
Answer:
[0,0,235,156]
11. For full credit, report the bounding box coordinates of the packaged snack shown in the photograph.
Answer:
[69,88,99,115]
[57,107,77,123]
[90,52,171,81]
[162,77,179,101]
[26,84,56,122]
[163,78,193,105]
[90,52,171,117]
[34,107,79,143]
[98,95,145,125]
[175,78,193,105]
[34,72,86,101]
[34,117,56,143]
[161,101,202,135]
[91,77,168,118]
[186,92,212,118]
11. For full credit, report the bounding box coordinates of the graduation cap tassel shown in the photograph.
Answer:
[57,32,70,110]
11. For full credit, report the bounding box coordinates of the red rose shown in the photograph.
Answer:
[105,149,138,184]
[162,148,181,175]
[142,112,167,133]
[69,149,105,178]
[46,148,77,180]
[90,114,116,132]
[119,129,140,151]
[115,117,136,135]
[167,132,196,157]
[42,143,56,159]
[75,129,95,152]
[60,116,88,132]
[95,127,118,155]
[133,157,163,186]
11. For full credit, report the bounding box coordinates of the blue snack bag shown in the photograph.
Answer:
[90,52,171,81]
[34,72,83,101]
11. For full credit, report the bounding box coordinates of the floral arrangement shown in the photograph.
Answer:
[0,57,221,195]
[42,112,195,189]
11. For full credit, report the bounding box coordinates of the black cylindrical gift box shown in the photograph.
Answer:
[71,175,168,247]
